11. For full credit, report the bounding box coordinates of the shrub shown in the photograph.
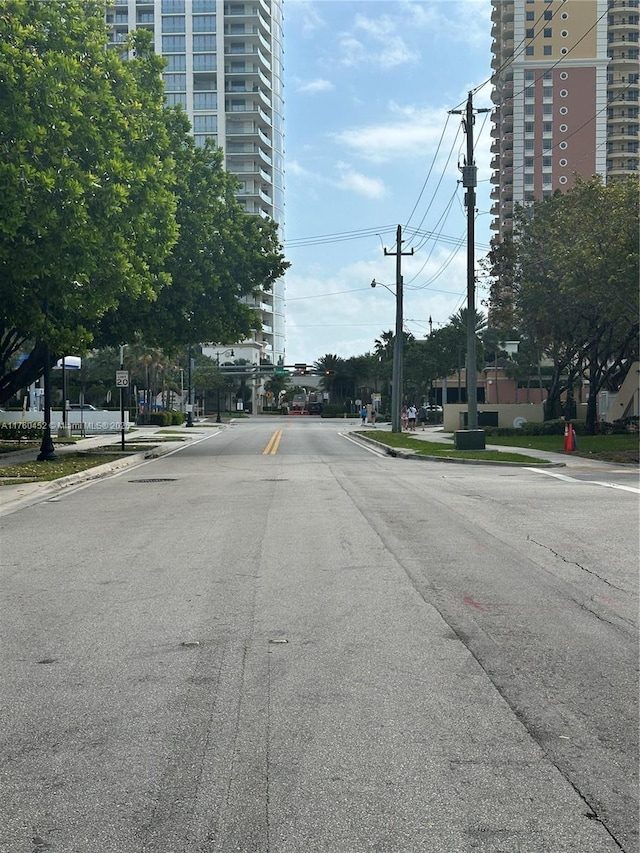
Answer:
[171,411,184,425]
[320,404,346,418]
[148,411,173,426]
[0,423,46,441]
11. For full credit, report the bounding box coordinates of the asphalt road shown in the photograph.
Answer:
[1,417,637,852]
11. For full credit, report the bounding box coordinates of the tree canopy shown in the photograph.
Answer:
[487,174,639,430]
[0,2,178,402]
[0,1,289,406]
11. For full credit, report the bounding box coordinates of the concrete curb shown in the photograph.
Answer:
[350,431,566,467]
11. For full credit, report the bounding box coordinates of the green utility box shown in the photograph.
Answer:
[454,429,486,450]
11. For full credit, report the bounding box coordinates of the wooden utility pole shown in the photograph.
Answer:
[450,92,489,446]
[384,225,414,433]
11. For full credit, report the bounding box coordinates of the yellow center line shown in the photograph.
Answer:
[263,428,283,455]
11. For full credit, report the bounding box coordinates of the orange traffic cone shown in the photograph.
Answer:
[564,422,576,452]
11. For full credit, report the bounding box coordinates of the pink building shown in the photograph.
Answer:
[490,0,638,239]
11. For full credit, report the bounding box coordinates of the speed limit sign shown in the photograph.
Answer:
[115,370,129,387]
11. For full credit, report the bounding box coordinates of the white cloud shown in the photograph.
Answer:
[335,162,387,199]
[334,104,458,165]
[338,12,418,69]
[297,78,335,94]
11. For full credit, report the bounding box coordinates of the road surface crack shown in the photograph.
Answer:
[527,536,624,590]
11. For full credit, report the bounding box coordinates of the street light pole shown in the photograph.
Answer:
[216,352,221,423]
[216,349,235,423]
[37,343,57,461]
[186,344,194,427]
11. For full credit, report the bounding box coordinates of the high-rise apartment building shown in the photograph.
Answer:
[490,0,639,238]
[106,0,286,365]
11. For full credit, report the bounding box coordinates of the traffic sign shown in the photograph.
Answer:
[115,370,129,387]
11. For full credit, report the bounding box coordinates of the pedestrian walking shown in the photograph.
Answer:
[360,405,367,425]
[401,405,408,431]
[407,404,417,431]
[418,405,428,430]
[370,407,377,427]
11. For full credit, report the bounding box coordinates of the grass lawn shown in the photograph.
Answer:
[484,433,638,464]
[356,431,550,464]
[0,453,130,484]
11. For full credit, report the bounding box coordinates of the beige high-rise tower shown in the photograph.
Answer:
[107,0,286,365]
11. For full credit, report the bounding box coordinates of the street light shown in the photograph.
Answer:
[216,349,235,423]
[371,278,403,433]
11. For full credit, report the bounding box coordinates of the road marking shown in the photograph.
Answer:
[263,429,283,455]
[526,467,640,494]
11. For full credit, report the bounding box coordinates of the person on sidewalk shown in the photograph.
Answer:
[418,405,428,430]
[360,405,367,425]
[407,404,417,431]
[401,405,408,431]
[370,408,377,427]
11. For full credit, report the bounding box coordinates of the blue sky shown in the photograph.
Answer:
[281,0,495,365]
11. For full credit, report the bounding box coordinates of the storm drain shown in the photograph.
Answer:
[128,478,177,483]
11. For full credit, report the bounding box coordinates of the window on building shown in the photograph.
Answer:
[525,104,535,117]
[526,28,535,38]
[544,28,552,37]
[543,104,553,116]
[524,156,535,168]
[543,156,552,167]
[162,35,186,52]
[193,15,216,31]
[543,122,553,134]
[162,15,185,33]
[165,93,187,107]
[193,0,215,10]
[543,86,553,99]
[544,10,552,19]
[193,92,217,109]
[544,45,552,55]
[525,70,535,82]
[193,53,215,70]
[193,34,216,51]
[166,54,186,71]
[162,0,185,12]
[524,121,535,134]
[526,45,534,55]
[194,115,217,132]
[525,86,535,100]
[526,11,535,20]
[163,73,186,91]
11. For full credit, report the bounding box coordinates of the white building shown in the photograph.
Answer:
[106,0,286,365]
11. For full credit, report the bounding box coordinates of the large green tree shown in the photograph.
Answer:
[0,2,178,404]
[488,175,639,430]
[99,110,289,349]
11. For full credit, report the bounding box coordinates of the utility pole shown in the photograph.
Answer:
[450,92,489,448]
[384,225,414,433]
